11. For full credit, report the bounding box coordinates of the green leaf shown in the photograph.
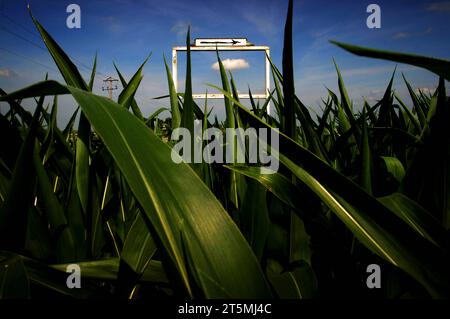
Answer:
[0,251,94,298]
[146,107,169,124]
[0,80,69,101]
[88,53,97,92]
[215,53,240,209]
[29,10,88,90]
[89,173,105,259]
[51,258,167,284]
[116,56,150,121]
[239,180,270,261]
[29,11,92,220]
[75,114,90,215]
[331,41,450,81]
[0,254,30,299]
[40,96,58,164]
[33,143,76,261]
[163,55,181,129]
[374,68,396,128]
[216,52,234,130]
[211,85,450,297]
[114,63,144,121]
[333,60,361,141]
[121,213,157,274]
[294,97,328,161]
[65,86,272,298]
[402,74,427,128]
[25,206,53,260]
[0,99,42,250]
[282,0,296,138]
[278,152,450,298]
[379,156,405,183]
[63,107,80,139]
[225,165,302,210]
[360,106,372,193]
[394,93,422,134]
[181,27,195,136]
[268,261,318,299]
[401,78,450,228]
[65,150,88,260]
[379,193,449,249]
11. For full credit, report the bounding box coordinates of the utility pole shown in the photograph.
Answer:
[102,76,119,99]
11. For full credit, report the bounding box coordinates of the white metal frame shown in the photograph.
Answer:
[171,45,271,110]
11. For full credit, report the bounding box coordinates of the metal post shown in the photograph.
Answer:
[265,48,271,115]
[172,49,178,93]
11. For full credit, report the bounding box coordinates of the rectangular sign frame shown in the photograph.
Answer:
[172,44,271,114]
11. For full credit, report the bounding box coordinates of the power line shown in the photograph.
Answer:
[0,47,104,93]
[0,13,150,104]
[1,12,42,41]
[0,23,104,77]
[0,47,59,73]
[0,14,112,81]
[0,25,46,51]
[0,24,106,95]
[0,48,148,106]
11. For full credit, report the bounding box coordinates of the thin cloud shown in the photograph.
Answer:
[422,27,434,34]
[427,1,450,12]
[212,58,250,71]
[369,89,384,95]
[242,12,278,36]
[300,65,403,83]
[0,69,18,78]
[100,16,127,34]
[171,21,199,37]
[393,32,411,39]
[364,89,386,102]
[393,27,433,39]
[415,87,437,95]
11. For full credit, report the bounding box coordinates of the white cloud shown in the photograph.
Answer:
[369,89,384,95]
[0,69,18,78]
[415,87,436,95]
[211,58,250,71]
[363,89,386,102]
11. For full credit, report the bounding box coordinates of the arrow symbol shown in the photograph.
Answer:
[199,39,239,45]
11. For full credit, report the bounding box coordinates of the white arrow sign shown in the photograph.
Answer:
[194,38,248,47]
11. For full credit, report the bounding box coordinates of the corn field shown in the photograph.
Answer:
[0,1,449,299]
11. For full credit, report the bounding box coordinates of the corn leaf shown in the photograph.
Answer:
[65,86,272,298]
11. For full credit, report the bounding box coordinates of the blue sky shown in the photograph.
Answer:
[0,0,450,125]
